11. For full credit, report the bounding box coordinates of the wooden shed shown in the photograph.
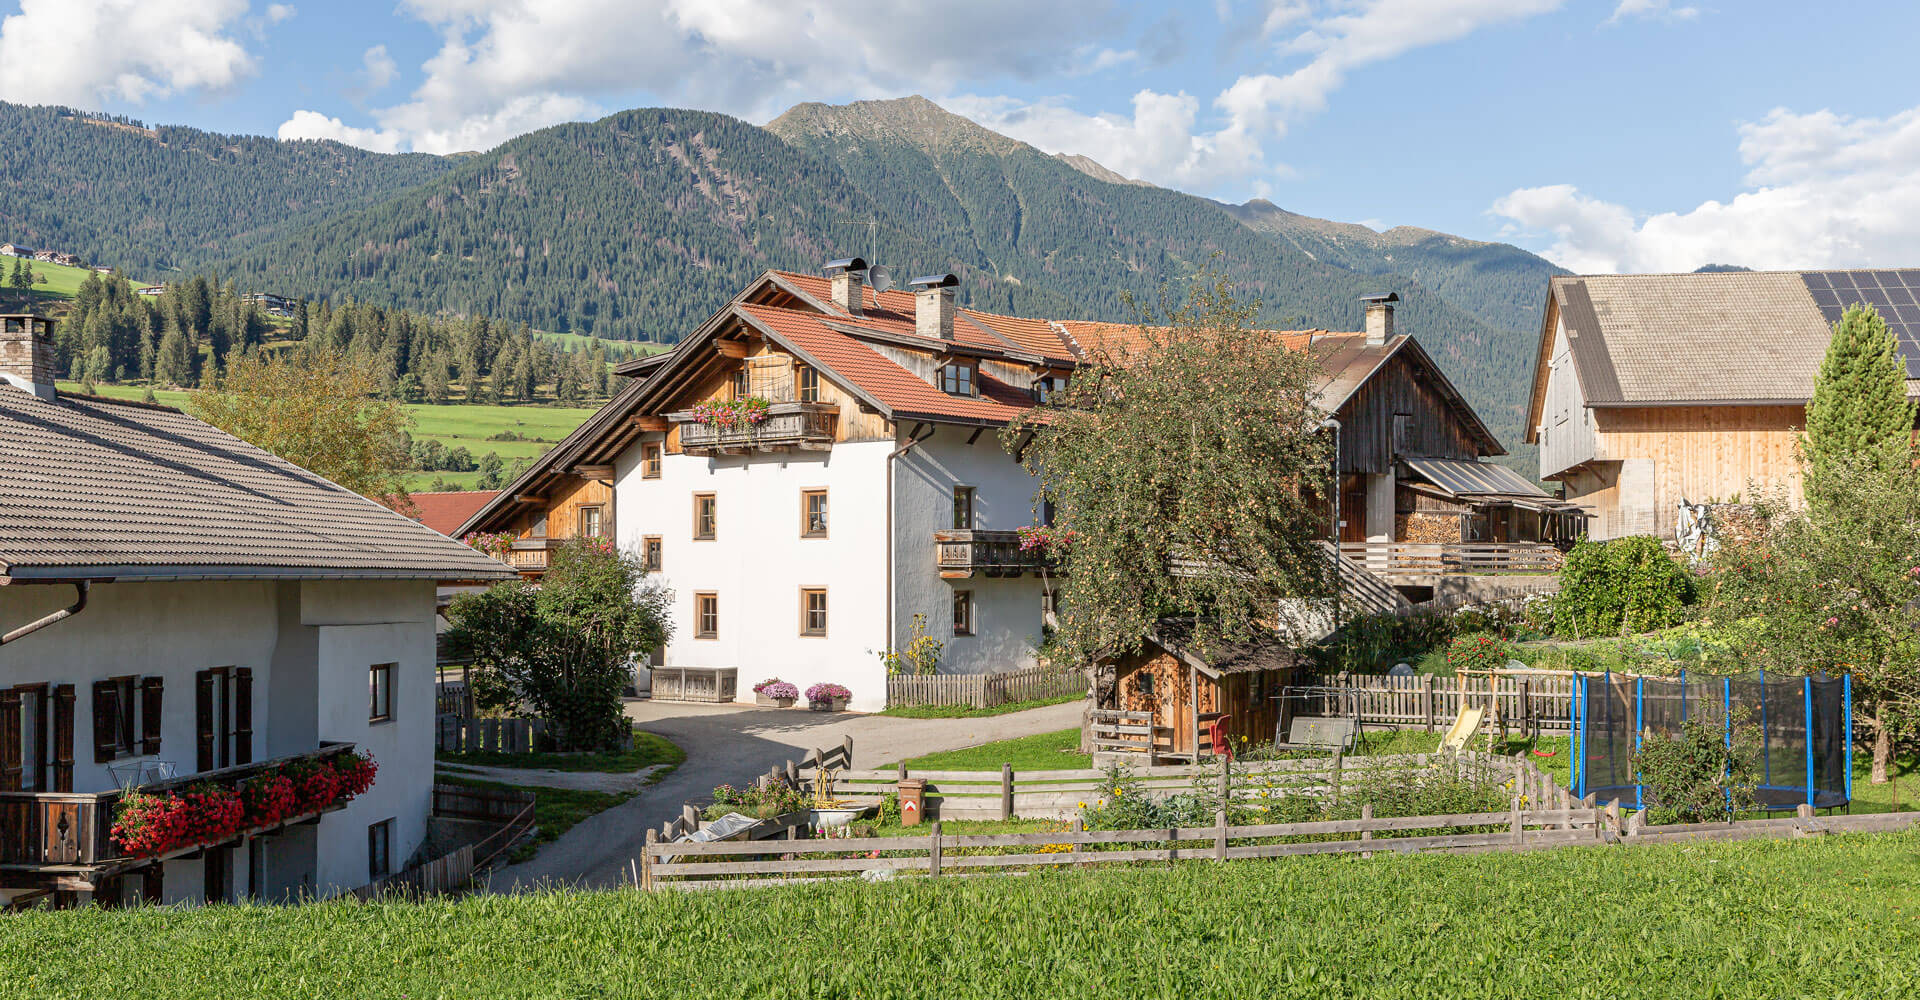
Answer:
[1090,621,1299,764]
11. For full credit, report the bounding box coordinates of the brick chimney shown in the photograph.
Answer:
[0,314,56,400]
[826,257,867,318]
[910,273,959,340]
[1362,293,1398,346]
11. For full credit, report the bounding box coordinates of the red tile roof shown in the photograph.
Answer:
[776,273,1079,362]
[408,491,501,537]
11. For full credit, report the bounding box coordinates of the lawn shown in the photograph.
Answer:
[8,831,1919,997]
[437,729,685,774]
[877,692,1083,719]
[883,728,1091,771]
[7,259,158,302]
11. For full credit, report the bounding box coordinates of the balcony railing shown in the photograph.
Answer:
[0,742,356,879]
[1337,542,1563,578]
[934,529,1056,579]
[504,538,556,571]
[670,402,838,454]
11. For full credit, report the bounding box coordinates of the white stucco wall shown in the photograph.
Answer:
[0,577,438,905]
[890,426,1047,676]
[615,433,894,711]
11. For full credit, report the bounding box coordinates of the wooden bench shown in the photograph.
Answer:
[1274,716,1356,753]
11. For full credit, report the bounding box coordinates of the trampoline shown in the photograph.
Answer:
[1571,670,1852,811]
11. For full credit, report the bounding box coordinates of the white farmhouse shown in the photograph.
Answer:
[0,314,514,909]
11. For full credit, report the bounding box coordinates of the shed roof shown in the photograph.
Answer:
[0,386,516,582]
[408,491,501,537]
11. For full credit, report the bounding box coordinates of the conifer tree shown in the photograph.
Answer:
[1802,304,1917,510]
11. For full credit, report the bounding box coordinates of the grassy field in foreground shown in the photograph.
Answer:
[883,727,1090,771]
[437,729,685,774]
[8,832,1919,998]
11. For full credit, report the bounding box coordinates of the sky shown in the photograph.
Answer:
[3,0,1919,275]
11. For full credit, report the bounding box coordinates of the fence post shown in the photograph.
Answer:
[1214,809,1227,862]
[682,804,700,833]
[841,735,854,768]
[1511,796,1524,846]
[1360,802,1374,857]
[929,821,942,877]
[1606,799,1622,839]
[1423,675,1436,733]
[1071,816,1085,867]
[1001,764,1014,821]
[786,759,798,787]
[641,830,656,890]
[1330,749,1344,806]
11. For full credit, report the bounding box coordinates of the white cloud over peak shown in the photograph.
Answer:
[277,109,405,153]
[1490,105,1920,273]
[0,0,259,106]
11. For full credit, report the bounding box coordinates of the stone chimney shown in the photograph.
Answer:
[1362,293,1398,346]
[826,257,867,318]
[0,314,56,400]
[910,273,959,340]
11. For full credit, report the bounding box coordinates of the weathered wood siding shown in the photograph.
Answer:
[1565,404,1805,539]
[1335,349,1487,475]
[1538,315,1599,478]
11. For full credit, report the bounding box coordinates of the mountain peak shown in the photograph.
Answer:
[767,95,1025,158]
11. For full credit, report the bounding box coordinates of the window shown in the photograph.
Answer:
[952,590,974,636]
[529,512,548,538]
[194,667,252,771]
[796,364,820,403]
[368,663,394,723]
[731,367,749,399]
[642,442,662,479]
[577,505,604,538]
[693,493,717,540]
[952,486,975,530]
[91,675,140,763]
[800,588,828,636]
[939,362,975,397]
[1041,499,1056,527]
[1392,413,1412,458]
[368,820,393,881]
[695,593,719,639]
[801,489,828,538]
[643,535,663,572]
[1032,375,1057,403]
[9,684,48,791]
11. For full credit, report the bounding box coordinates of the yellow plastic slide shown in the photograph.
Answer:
[1442,705,1484,753]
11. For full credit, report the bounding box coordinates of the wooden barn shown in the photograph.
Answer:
[1089,620,1300,764]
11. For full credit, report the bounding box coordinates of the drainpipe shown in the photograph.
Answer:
[0,581,90,646]
[885,423,934,660]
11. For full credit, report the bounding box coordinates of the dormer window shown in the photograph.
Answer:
[1032,375,1059,403]
[939,362,975,397]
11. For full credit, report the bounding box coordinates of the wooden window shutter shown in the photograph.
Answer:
[140,677,164,755]
[52,685,74,792]
[233,668,253,766]
[92,679,119,764]
[0,688,20,792]
[195,670,215,772]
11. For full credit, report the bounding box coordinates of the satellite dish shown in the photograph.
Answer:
[868,264,894,294]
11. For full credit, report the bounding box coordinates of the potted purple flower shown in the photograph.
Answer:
[805,682,852,712]
[753,678,799,709]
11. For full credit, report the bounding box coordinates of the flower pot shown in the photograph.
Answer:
[809,696,848,712]
[756,694,796,709]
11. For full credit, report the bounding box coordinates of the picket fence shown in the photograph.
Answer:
[1295,671,1576,733]
[435,715,550,754]
[886,665,1087,709]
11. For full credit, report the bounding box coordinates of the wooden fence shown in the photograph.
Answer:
[436,715,549,753]
[661,739,857,843]
[1292,671,1577,733]
[886,665,1088,709]
[351,785,538,899]
[351,845,475,900]
[432,782,538,823]
[435,681,474,718]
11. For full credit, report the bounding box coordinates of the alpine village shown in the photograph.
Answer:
[2,8,1919,996]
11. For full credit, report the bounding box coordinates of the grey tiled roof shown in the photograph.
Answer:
[1553,271,1839,405]
[0,386,516,582]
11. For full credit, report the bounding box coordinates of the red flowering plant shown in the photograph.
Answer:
[110,750,379,858]
[463,531,517,560]
[1015,525,1077,553]
[687,397,772,428]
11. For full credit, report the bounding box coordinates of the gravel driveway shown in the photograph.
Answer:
[484,698,1084,892]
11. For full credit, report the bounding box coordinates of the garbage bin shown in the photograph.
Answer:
[897,778,927,827]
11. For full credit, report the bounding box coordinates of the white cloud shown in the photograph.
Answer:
[361,44,398,91]
[276,109,405,153]
[942,90,1271,192]
[1489,105,1920,273]
[1605,0,1700,25]
[0,0,259,106]
[266,3,296,22]
[288,0,1121,155]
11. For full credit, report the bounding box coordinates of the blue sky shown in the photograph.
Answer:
[5,0,1920,273]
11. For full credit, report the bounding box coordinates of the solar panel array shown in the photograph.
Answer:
[1802,270,1920,378]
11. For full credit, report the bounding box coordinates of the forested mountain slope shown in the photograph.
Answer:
[0,104,452,274]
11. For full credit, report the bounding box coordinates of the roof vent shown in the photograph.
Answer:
[0,314,57,400]
[1361,292,1397,346]
[826,257,868,318]
[910,273,959,341]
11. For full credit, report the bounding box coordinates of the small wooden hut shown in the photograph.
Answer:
[1090,620,1299,764]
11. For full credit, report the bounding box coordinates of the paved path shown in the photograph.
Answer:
[434,761,670,794]
[485,698,1083,892]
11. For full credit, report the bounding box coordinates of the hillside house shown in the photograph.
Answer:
[0,245,32,259]
[243,292,297,318]
[460,261,1542,709]
[0,317,514,909]
[1525,269,1920,540]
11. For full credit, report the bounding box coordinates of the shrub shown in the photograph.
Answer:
[1444,632,1511,673]
[755,681,798,700]
[1554,536,1694,637]
[1633,712,1763,824]
[707,782,809,820]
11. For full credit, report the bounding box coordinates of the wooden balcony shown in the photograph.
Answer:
[1337,542,1563,582]
[670,402,838,455]
[0,742,356,890]
[504,538,556,572]
[934,529,1055,580]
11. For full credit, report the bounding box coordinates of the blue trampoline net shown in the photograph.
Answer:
[1573,672,1851,811]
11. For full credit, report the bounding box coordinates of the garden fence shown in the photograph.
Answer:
[1293,671,1576,734]
[435,715,549,754]
[886,665,1088,709]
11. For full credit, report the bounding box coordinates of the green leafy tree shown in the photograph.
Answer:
[1006,266,1332,664]
[1554,536,1693,637]
[446,540,673,750]
[189,349,415,510]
